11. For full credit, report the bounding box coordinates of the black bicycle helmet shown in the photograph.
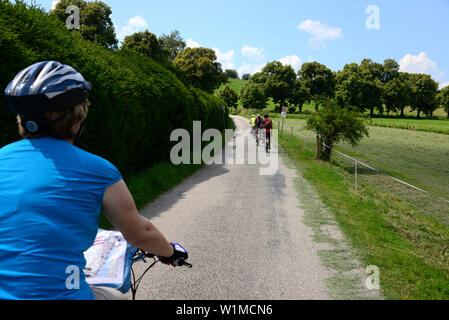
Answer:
[5,61,91,133]
[264,113,269,119]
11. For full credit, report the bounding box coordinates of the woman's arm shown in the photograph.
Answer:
[102,179,174,257]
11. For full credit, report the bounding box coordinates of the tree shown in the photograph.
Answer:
[335,61,383,116]
[382,58,400,83]
[335,63,364,111]
[382,75,412,116]
[159,30,186,62]
[436,86,449,118]
[409,73,438,118]
[51,0,86,24]
[225,69,239,79]
[261,61,296,108]
[242,74,251,81]
[298,62,335,110]
[248,72,268,85]
[397,72,414,117]
[240,83,267,110]
[289,80,310,113]
[217,86,239,109]
[51,0,118,49]
[381,58,404,116]
[306,100,369,161]
[174,47,227,93]
[359,59,384,116]
[121,30,169,63]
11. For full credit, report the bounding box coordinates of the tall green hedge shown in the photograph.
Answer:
[0,0,231,176]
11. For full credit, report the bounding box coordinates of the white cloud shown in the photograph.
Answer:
[237,62,265,78]
[128,16,148,29]
[51,0,60,10]
[186,38,202,48]
[399,52,444,82]
[241,45,265,61]
[279,55,302,71]
[213,48,235,70]
[439,82,449,90]
[117,16,149,43]
[298,20,342,48]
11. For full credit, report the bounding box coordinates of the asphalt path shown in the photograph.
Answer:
[129,116,332,300]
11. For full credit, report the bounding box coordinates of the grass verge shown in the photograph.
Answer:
[278,132,449,299]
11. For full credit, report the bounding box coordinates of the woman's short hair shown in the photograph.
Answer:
[17,100,89,140]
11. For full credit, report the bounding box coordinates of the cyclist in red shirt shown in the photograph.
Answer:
[263,113,272,152]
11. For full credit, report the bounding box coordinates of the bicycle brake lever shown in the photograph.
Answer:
[178,259,193,268]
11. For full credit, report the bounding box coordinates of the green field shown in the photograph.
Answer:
[219,78,248,94]
[277,118,449,196]
[269,112,449,135]
[270,107,449,135]
[274,117,449,224]
[367,117,449,135]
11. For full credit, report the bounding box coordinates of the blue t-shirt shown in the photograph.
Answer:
[0,137,122,300]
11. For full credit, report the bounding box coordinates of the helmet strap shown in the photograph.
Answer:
[21,111,71,134]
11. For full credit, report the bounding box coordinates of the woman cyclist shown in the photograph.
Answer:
[0,61,188,300]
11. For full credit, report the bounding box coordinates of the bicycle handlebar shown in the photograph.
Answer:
[129,249,192,300]
[134,249,193,268]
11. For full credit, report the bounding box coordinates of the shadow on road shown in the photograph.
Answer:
[140,163,230,219]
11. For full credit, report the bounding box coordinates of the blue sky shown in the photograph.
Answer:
[39,0,449,88]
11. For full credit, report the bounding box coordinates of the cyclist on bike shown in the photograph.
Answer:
[254,114,263,143]
[263,113,273,152]
[0,61,188,300]
[250,115,256,134]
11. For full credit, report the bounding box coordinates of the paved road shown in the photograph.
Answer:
[129,116,332,300]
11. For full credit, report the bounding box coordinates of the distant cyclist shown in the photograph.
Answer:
[250,115,256,134]
[255,114,263,131]
[0,61,188,300]
[254,114,263,144]
[263,113,273,152]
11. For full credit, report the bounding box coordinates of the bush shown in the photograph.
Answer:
[216,86,238,109]
[240,83,267,110]
[0,0,229,176]
[306,100,369,161]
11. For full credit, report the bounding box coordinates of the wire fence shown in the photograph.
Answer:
[275,120,449,226]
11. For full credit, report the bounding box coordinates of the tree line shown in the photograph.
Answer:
[223,59,449,119]
[224,69,250,80]
[51,0,231,96]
